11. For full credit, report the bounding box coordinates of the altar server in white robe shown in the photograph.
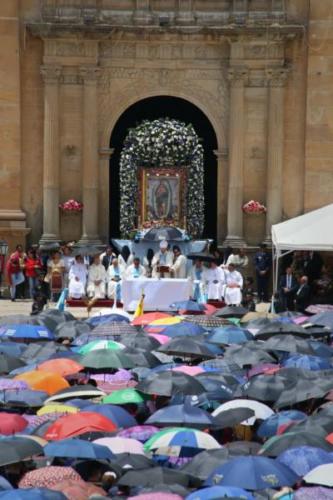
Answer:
[87,255,107,299]
[188,259,208,302]
[224,263,243,306]
[205,260,226,300]
[68,255,87,299]
[107,258,125,301]
[125,257,147,279]
[170,245,187,279]
[152,240,173,278]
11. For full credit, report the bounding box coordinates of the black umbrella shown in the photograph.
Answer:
[45,384,105,404]
[259,428,333,456]
[117,467,192,488]
[0,352,25,373]
[262,334,316,355]
[224,343,276,367]
[309,312,333,329]
[184,315,229,328]
[214,306,248,319]
[187,252,216,263]
[274,377,333,409]
[212,408,255,429]
[199,359,245,377]
[256,322,309,340]
[0,437,43,466]
[181,448,231,480]
[72,245,105,256]
[122,347,161,368]
[136,371,206,397]
[119,333,160,351]
[36,310,76,333]
[240,374,287,402]
[143,227,184,241]
[21,342,69,363]
[196,372,240,389]
[158,338,215,359]
[292,414,333,434]
[194,377,236,402]
[54,320,92,340]
[93,322,138,338]
[226,441,261,455]
[111,453,155,471]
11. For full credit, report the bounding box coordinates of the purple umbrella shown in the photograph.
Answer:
[294,487,333,500]
[0,379,29,390]
[118,425,159,442]
[92,370,133,383]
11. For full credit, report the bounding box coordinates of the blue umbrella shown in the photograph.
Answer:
[65,398,91,409]
[207,326,253,345]
[310,312,333,329]
[282,354,331,371]
[162,322,206,338]
[257,410,307,438]
[0,342,26,357]
[186,486,254,500]
[0,325,54,340]
[44,438,115,460]
[146,400,214,428]
[0,476,12,491]
[277,446,333,476]
[0,489,66,500]
[10,363,38,376]
[0,389,48,407]
[84,404,137,428]
[204,456,298,490]
[87,314,129,327]
[170,300,206,312]
[310,342,333,358]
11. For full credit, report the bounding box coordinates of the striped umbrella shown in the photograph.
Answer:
[78,340,125,355]
[144,427,220,457]
[183,315,229,328]
[92,322,138,339]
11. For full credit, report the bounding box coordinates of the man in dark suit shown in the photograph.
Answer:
[254,243,272,302]
[303,251,323,284]
[101,246,116,271]
[295,275,311,312]
[279,266,298,311]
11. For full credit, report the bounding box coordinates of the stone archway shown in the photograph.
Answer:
[105,95,219,240]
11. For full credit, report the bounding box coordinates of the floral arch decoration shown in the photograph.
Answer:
[119,118,205,238]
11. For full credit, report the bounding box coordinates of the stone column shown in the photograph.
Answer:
[264,68,288,242]
[40,65,62,244]
[214,149,229,245]
[99,148,114,243]
[78,66,101,245]
[133,0,152,24]
[224,67,248,247]
[176,0,195,25]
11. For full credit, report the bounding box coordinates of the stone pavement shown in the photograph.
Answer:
[0,299,89,319]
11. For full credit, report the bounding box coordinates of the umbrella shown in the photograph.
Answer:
[35,310,76,332]
[80,349,135,370]
[84,404,137,428]
[223,343,276,367]
[21,343,68,363]
[129,493,182,500]
[214,306,248,318]
[102,388,148,405]
[44,411,117,440]
[117,467,192,488]
[52,479,105,500]
[0,379,28,390]
[212,399,274,426]
[259,430,333,456]
[143,226,184,241]
[0,436,43,466]
[173,366,204,376]
[144,427,220,457]
[78,339,125,354]
[119,334,160,351]
[0,325,53,340]
[277,446,333,476]
[72,245,105,256]
[117,425,158,442]
[212,408,255,429]
[187,252,216,263]
[45,384,105,403]
[248,363,280,378]
[15,371,69,396]
[204,456,298,490]
[183,315,228,328]
[149,317,183,327]
[180,448,231,480]
[255,322,309,340]
[207,326,253,345]
[257,410,307,438]
[170,301,206,312]
[273,377,333,408]
[54,321,91,340]
[186,486,254,500]
[122,347,161,368]
[44,438,114,460]
[226,441,261,455]
[162,322,206,338]
[37,359,83,377]
[0,413,28,435]
[112,452,155,470]
[304,463,333,487]
[37,403,79,416]
[136,371,206,397]
[0,353,26,374]
[19,466,81,488]
[92,322,138,337]
[281,354,331,371]
[0,490,66,500]
[263,335,316,355]
[240,374,288,402]
[146,400,214,428]
[309,312,333,329]
[0,389,48,408]
[132,313,172,326]
[158,338,215,358]
[87,313,130,326]
[94,436,144,455]
[294,487,333,500]
[189,376,236,402]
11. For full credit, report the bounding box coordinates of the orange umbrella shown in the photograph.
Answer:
[44,411,117,440]
[132,312,172,326]
[38,358,84,377]
[15,370,69,395]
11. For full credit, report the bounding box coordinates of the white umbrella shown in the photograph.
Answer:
[212,399,274,426]
[304,464,333,487]
[91,308,132,321]
[94,437,144,455]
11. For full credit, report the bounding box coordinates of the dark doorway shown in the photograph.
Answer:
[109,96,218,239]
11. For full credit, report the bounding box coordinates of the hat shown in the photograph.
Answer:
[159,240,168,250]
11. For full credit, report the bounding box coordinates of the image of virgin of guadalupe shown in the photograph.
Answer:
[153,180,172,219]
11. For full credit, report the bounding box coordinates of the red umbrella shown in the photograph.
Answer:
[44,411,117,440]
[51,478,105,500]
[132,312,172,326]
[19,466,81,488]
[0,412,28,435]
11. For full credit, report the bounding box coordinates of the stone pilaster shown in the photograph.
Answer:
[78,66,102,245]
[99,148,114,243]
[214,149,229,245]
[133,0,152,25]
[40,65,62,245]
[176,0,195,25]
[264,68,289,243]
[224,67,248,248]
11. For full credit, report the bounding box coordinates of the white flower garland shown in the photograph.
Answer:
[119,118,204,237]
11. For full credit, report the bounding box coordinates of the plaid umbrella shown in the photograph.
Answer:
[183,315,229,328]
[19,466,82,488]
[93,322,138,338]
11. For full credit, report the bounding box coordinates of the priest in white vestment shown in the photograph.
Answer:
[223,263,243,305]
[170,245,187,279]
[125,257,147,279]
[87,255,107,299]
[107,258,125,301]
[68,255,87,299]
[152,240,173,278]
[205,260,225,300]
[188,259,208,303]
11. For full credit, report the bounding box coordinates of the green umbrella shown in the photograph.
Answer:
[78,340,125,355]
[80,349,134,370]
[102,388,149,405]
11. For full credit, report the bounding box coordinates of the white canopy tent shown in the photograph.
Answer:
[271,204,333,290]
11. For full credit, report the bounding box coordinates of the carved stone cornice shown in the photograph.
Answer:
[265,67,289,87]
[228,67,249,88]
[248,69,267,88]
[40,65,62,84]
[80,66,101,85]
[61,68,81,85]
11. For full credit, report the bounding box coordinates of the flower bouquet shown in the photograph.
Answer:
[59,199,83,213]
[242,200,267,215]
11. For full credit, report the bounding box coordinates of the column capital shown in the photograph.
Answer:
[40,65,62,84]
[228,67,249,88]
[214,149,228,160]
[265,67,290,87]
[99,148,115,159]
[80,66,101,84]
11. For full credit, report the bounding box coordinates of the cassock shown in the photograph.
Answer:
[107,264,125,301]
[125,264,146,280]
[224,269,243,305]
[152,250,173,278]
[205,266,225,300]
[68,263,87,299]
[188,266,208,302]
[170,254,187,279]
[87,263,106,299]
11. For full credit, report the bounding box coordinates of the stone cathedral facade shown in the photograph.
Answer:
[0,1,332,250]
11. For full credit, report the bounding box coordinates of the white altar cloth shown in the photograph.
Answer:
[122,278,191,311]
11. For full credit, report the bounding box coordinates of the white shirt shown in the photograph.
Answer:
[88,263,106,284]
[152,250,173,278]
[170,254,187,279]
[125,264,146,279]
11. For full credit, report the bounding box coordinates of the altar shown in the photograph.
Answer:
[122,278,191,311]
